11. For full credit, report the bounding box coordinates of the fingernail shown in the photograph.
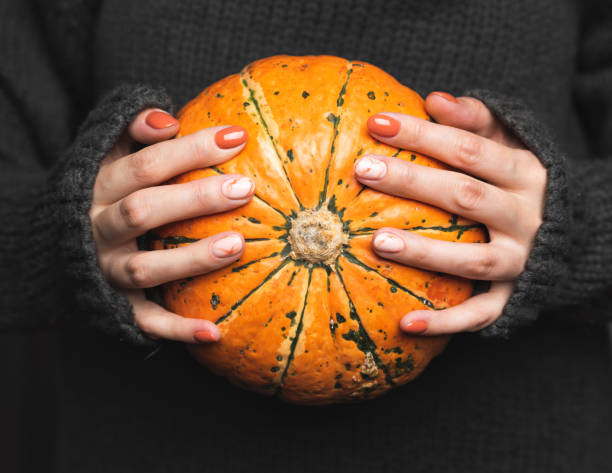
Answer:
[211,233,243,258]
[145,110,179,129]
[430,92,458,104]
[193,330,219,343]
[401,319,428,334]
[221,176,254,200]
[354,156,387,180]
[215,126,247,149]
[373,232,404,253]
[367,113,401,137]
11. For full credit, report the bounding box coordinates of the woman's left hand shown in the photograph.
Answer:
[354,92,547,335]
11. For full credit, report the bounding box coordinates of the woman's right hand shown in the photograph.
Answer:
[89,109,253,344]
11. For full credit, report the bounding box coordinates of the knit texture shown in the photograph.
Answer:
[0,84,171,346]
[1,1,611,472]
[464,90,571,337]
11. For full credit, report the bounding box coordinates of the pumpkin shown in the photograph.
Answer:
[150,55,486,404]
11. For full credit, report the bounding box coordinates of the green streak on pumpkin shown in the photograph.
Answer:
[318,64,353,207]
[149,235,200,246]
[350,222,483,236]
[241,76,304,210]
[334,262,395,387]
[342,251,436,310]
[278,268,313,389]
[215,259,290,324]
[231,251,280,273]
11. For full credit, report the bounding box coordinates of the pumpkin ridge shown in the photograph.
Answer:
[342,250,437,310]
[215,259,291,325]
[333,261,395,388]
[278,267,313,391]
[319,62,352,207]
[239,69,304,210]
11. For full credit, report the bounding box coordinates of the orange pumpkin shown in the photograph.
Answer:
[150,55,486,404]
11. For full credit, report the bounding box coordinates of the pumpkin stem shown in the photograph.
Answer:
[288,209,348,266]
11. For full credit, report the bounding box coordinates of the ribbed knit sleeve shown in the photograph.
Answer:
[0,2,171,346]
[457,96,612,340]
[465,3,612,338]
[0,85,173,346]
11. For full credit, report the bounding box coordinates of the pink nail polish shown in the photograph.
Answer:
[211,234,243,258]
[373,232,404,253]
[354,156,387,180]
[221,177,254,200]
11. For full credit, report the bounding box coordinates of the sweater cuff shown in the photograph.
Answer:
[462,89,572,338]
[53,85,173,347]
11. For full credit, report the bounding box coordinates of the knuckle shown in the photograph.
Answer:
[404,119,426,147]
[129,148,161,183]
[124,254,152,288]
[119,194,150,230]
[397,162,416,186]
[454,134,482,167]
[468,251,498,279]
[453,178,485,211]
[192,180,215,208]
[187,133,212,161]
[409,239,431,266]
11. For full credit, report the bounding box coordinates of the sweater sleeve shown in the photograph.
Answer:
[0,2,172,346]
[464,5,612,338]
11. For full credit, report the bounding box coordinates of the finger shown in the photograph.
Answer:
[366,112,529,188]
[106,232,244,288]
[94,174,254,244]
[371,229,524,281]
[94,124,247,205]
[104,109,179,164]
[399,281,513,336]
[425,94,521,148]
[354,155,524,233]
[424,93,498,136]
[129,291,221,343]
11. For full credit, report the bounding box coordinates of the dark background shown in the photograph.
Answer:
[1,331,58,473]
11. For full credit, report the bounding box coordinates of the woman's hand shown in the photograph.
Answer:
[89,109,253,344]
[355,92,547,335]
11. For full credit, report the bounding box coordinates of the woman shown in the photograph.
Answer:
[2,0,611,471]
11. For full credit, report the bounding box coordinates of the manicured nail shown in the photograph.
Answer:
[354,156,387,180]
[367,114,401,137]
[211,233,243,258]
[215,125,247,149]
[145,110,178,129]
[401,319,428,334]
[193,330,219,343]
[430,92,458,103]
[221,176,254,199]
[373,232,404,253]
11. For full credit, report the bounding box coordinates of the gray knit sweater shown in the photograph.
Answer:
[1,1,611,472]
